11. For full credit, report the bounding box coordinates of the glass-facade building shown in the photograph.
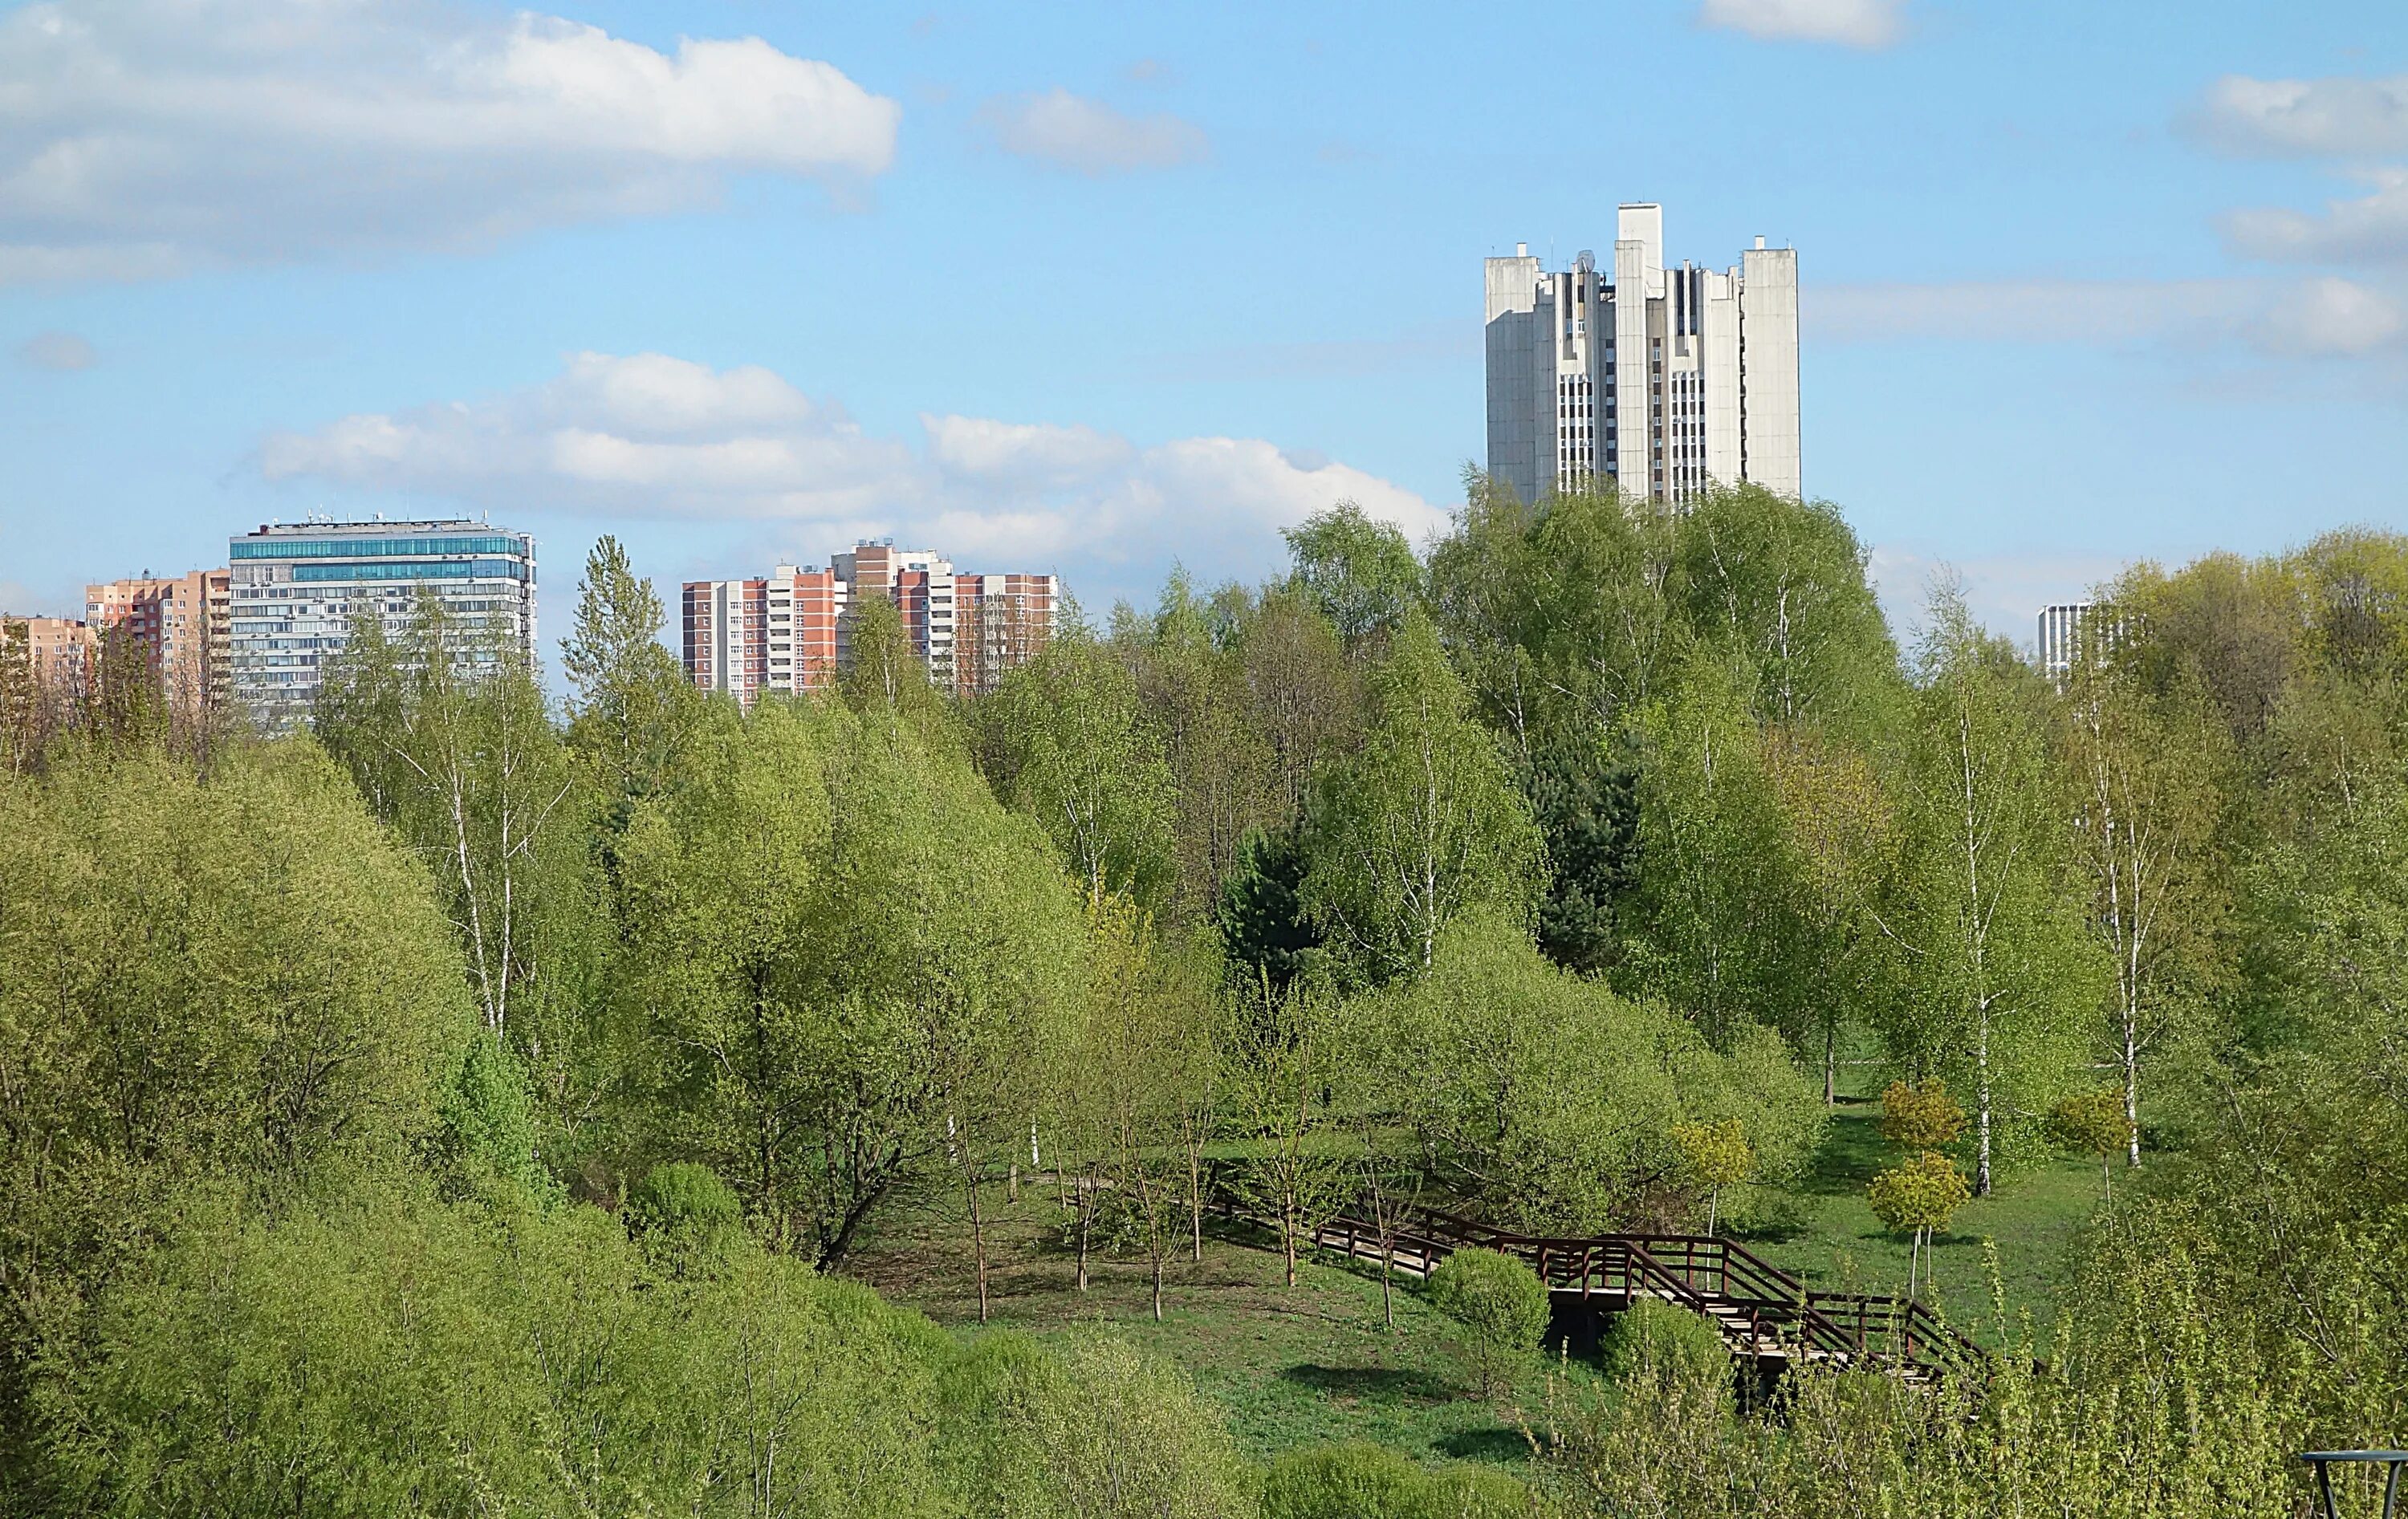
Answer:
[226,519,536,730]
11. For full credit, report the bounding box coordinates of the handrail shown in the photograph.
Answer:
[1249,1191,1985,1383]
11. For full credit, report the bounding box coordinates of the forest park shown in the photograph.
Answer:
[2,480,2405,1517]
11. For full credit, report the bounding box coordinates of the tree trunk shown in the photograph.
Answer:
[1974,1009,1994,1198]
[1076,1168,1092,1292]
[1824,1023,1837,1107]
[2122,1017,2143,1168]
[961,1138,991,1324]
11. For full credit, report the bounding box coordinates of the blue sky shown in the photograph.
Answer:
[2,0,2404,664]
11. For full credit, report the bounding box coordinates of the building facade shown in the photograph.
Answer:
[86,569,231,717]
[1485,204,1800,509]
[1,615,95,696]
[684,542,1059,706]
[2036,601,2123,684]
[226,519,536,729]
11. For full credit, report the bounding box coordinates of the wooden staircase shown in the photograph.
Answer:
[1283,1200,1985,1384]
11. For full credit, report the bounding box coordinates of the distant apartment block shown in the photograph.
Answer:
[684,541,1059,706]
[87,569,231,717]
[1,615,95,695]
[227,518,536,730]
[2036,602,2118,683]
[1485,204,1800,508]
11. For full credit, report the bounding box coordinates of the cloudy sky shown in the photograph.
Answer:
[2,0,2403,655]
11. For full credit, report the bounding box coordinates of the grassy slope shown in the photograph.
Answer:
[844,1087,2114,1459]
[1743,1092,2109,1340]
[843,1185,1586,1467]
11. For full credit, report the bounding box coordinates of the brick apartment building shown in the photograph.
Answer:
[685,542,1059,706]
[85,569,232,717]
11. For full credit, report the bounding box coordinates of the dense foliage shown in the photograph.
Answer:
[4,492,2406,1513]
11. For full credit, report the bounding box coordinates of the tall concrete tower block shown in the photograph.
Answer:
[1484,209,1800,508]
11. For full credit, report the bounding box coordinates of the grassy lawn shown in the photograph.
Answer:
[1741,1091,2109,1342]
[842,1080,2117,1458]
[842,1183,1585,1468]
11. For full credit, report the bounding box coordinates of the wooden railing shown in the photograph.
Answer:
[1275,1197,1984,1383]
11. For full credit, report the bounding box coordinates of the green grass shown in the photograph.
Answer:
[843,1079,2120,1458]
[842,1184,1589,1467]
[1740,1093,2110,1340]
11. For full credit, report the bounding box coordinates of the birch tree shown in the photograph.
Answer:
[1301,613,1544,984]
[2055,660,2227,1166]
[315,595,597,1046]
[1884,587,2101,1196]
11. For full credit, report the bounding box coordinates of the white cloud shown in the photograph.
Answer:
[978,88,1207,174]
[17,329,96,369]
[2220,169,2408,266]
[1698,0,1902,49]
[923,415,1133,486]
[0,0,901,282]
[2248,276,2408,356]
[259,351,1442,593]
[2192,73,2408,159]
[1811,274,2408,358]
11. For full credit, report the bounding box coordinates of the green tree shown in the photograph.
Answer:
[1524,722,1641,975]
[1227,987,1352,1289]
[1371,920,1821,1236]
[618,702,1084,1279]
[1426,1246,1550,1397]
[1623,654,1806,1048]
[1303,614,1544,981]
[1283,500,1423,650]
[315,593,602,1058]
[1669,485,1902,734]
[1217,825,1325,993]
[0,743,474,1484]
[1763,724,1897,1103]
[978,628,1178,908]
[1236,587,1362,826]
[1867,1150,1971,1297]
[1878,1078,1966,1151]
[1881,587,2103,1196]
[562,534,696,813]
[1671,1118,1754,1235]
[840,592,956,746]
[2055,655,2231,1167]
[1122,571,1277,922]
[2048,1086,2129,1200]
[941,1333,1252,1518]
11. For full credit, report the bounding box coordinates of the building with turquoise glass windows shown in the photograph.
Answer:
[226,517,536,729]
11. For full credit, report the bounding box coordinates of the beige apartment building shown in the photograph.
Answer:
[86,569,232,717]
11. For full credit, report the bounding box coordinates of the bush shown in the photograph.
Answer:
[940,1330,1253,1518]
[629,1160,743,1235]
[1263,1442,1531,1519]
[1426,1247,1551,1395]
[1601,1296,1731,1391]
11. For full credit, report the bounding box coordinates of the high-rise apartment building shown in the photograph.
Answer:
[226,518,536,730]
[1485,204,1800,508]
[86,569,232,717]
[2036,602,2122,684]
[1,615,95,694]
[684,542,1059,706]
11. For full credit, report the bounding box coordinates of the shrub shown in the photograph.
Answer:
[2047,1085,2129,1199]
[939,1330,1252,1518]
[1867,1150,1971,1296]
[1601,1296,1731,1391]
[1263,1442,1531,1519]
[1426,1247,1551,1396]
[1879,1078,1966,1151]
